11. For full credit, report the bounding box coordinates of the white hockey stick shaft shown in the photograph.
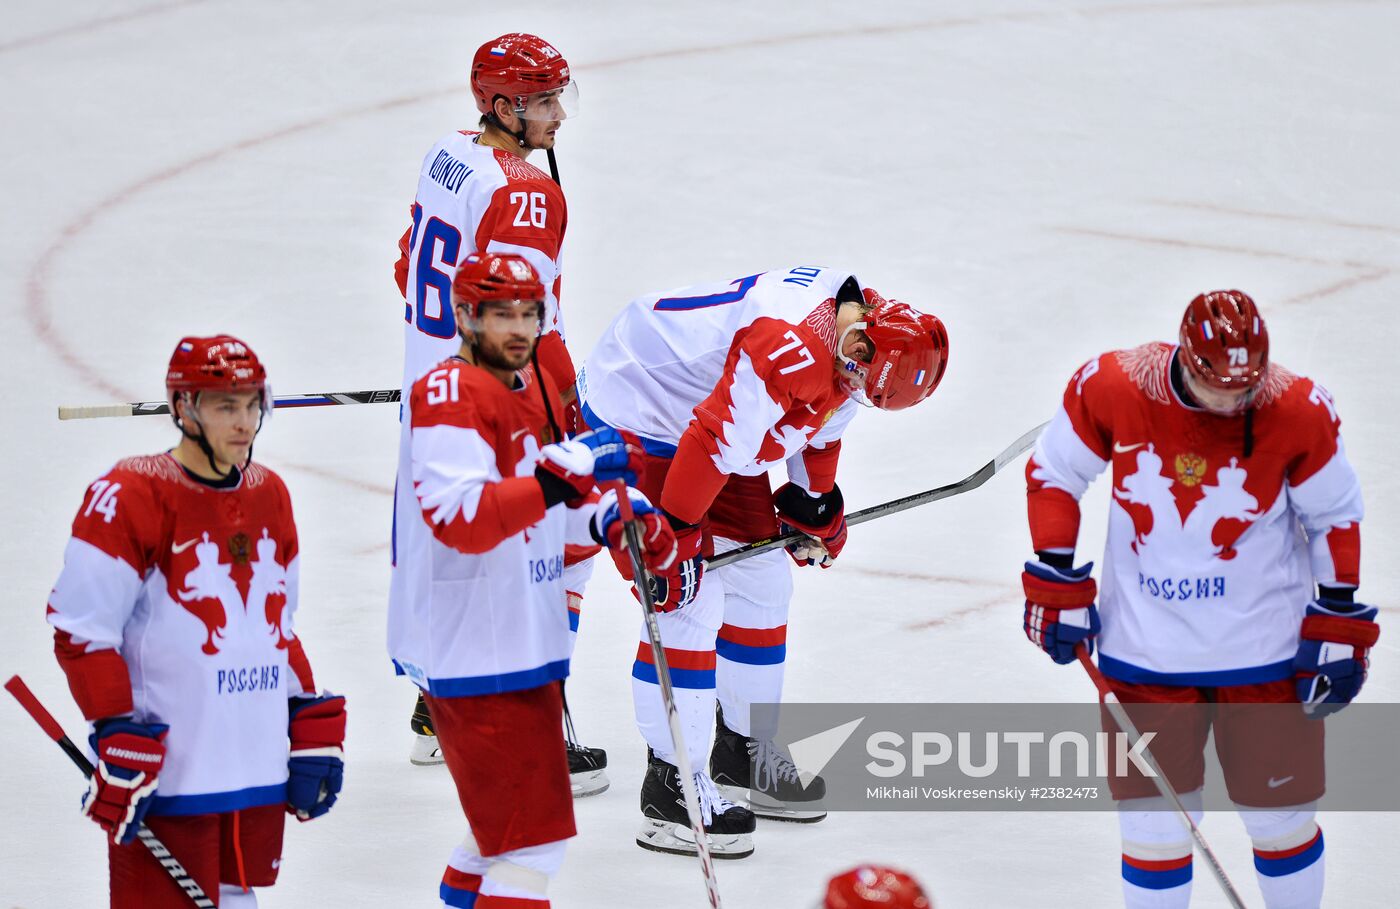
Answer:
[58,389,401,420]
[1076,648,1248,908]
[610,483,723,909]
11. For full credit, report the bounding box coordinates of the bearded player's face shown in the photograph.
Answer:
[470,301,541,372]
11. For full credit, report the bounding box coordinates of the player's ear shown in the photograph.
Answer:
[492,95,519,129]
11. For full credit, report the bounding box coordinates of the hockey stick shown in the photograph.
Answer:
[609,482,724,909]
[706,421,1047,570]
[546,147,560,186]
[57,389,401,421]
[1074,648,1249,909]
[4,675,216,908]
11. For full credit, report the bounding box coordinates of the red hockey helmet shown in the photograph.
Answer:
[824,865,933,909]
[471,33,578,121]
[167,335,268,405]
[451,253,546,330]
[840,290,949,410]
[1178,290,1269,390]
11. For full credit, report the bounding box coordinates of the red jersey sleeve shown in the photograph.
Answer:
[410,362,548,554]
[48,465,165,720]
[1280,379,1363,588]
[1025,354,1117,553]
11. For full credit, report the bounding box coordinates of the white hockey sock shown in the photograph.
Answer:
[441,833,490,906]
[1119,794,1201,909]
[474,839,567,908]
[713,542,792,739]
[1239,805,1324,909]
[217,884,258,908]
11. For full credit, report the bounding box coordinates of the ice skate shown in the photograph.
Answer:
[710,708,827,823]
[637,749,755,859]
[566,739,610,797]
[408,691,443,766]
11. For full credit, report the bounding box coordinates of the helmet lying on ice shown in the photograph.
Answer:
[824,864,933,908]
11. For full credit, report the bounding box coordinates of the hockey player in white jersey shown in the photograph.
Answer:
[579,265,949,856]
[1023,291,1376,908]
[390,32,607,791]
[46,336,345,908]
[388,253,674,907]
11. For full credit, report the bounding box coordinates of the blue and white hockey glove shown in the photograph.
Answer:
[287,694,346,821]
[83,718,168,845]
[1022,559,1101,665]
[1294,595,1379,719]
[574,428,644,487]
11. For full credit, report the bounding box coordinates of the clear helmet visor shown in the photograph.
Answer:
[515,81,579,121]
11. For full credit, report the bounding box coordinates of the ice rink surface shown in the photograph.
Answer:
[3,0,1399,905]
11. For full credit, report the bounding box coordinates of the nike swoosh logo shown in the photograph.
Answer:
[1267,775,1294,789]
[171,538,199,554]
[511,428,530,442]
[1113,442,1145,454]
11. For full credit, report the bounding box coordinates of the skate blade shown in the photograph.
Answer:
[635,818,753,860]
[409,734,444,766]
[570,768,610,798]
[718,783,827,824]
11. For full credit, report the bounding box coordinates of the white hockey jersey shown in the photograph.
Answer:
[395,129,569,394]
[1027,343,1364,685]
[579,266,861,522]
[47,456,316,816]
[387,358,599,697]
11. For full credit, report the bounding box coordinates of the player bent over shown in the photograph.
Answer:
[391,33,608,790]
[580,266,948,855]
[46,336,346,908]
[387,253,673,907]
[1023,291,1376,908]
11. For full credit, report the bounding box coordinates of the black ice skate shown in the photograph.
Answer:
[408,691,443,766]
[710,708,827,823]
[562,688,609,797]
[637,749,755,859]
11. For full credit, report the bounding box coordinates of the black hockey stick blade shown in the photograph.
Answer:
[705,421,1047,570]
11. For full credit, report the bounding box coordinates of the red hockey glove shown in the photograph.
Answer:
[83,719,168,845]
[1022,559,1101,665]
[591,487,678,574]
[774,482,847,568]
[287,694,346,821]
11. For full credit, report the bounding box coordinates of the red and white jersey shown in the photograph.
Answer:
[579,266,860,523]
[387,358,599,697]
[396,130,569,394]
[47,455,316,816]
[1027,342,1364,685]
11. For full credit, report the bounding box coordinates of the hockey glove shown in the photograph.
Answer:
[773,482,847,569]
[83,718,168,845]
[1022,559,1101,665]
[592,487,678,574]
[287,694,346,821]
[574,428,644,487]
[1293,595,1380,718]
[535,439,596,506]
